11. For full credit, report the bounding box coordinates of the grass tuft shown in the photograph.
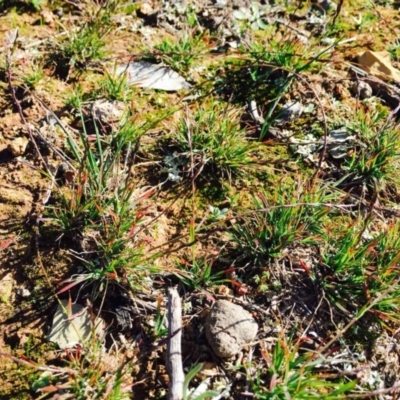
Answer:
[320,220,400,324]
[252,333,357,399]
[50,0,121,76]
[42,107,159,294]
[231,181,335,264]
[171,102,259,180]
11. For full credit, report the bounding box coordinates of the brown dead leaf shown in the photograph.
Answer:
[358,50,400,82]
[196,361,219,379]
[40,385,60,393]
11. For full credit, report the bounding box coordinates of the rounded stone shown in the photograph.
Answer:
[205,300,258,359]
[351,81,373,100]
[91,99,125,126]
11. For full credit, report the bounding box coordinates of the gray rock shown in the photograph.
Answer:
[91,99,126,126]
[205,300,258,358]
[351,81,373,100]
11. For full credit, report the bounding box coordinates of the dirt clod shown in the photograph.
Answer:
[7,137,29,157]
[205,300,258,359]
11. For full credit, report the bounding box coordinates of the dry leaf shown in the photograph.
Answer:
[48,300,104,349]
[117,61,191,91]
[357,50,400,83]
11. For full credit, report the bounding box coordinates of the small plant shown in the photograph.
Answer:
[233,2,270,31]
[43,106,160,295]
[64,84,86,110]
[320,220,400,324]
[251,333,356,399]
[98,67,130,101]
[52,0,120,73]
[388,39,400,62]
[22,61,45,90]
[175,257,227,291]
[171,102,258,180]
[340,110,400,191]
[152,33,206,74]
[208,205,229,222]
[217,31,331,139]
[248,35,314,72]
[231,182,335,264]
[32,335,133,399]
[354,10,379,32]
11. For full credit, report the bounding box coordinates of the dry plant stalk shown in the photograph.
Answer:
[167,288,184,400]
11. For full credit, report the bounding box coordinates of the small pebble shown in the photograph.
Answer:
[91,99,125,127]
[351,81,373,100]
[8,137,29,157]
[138,2,154,17]
[17,288,31,298]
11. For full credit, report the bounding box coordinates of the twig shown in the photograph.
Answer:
[255,202,357,213]
[0,352,76,375]
[33,126,76,171]
[331,0,345,28]
[167,288,184,400]
[6,40,49,174]
[341,381,400,399]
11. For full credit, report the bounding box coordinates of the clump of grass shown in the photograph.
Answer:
[51,0,121,75]
[21,60,45,90]
[43,106,159,294]
[171,102,258,180]
[216,31,331,139]
[175,257,227,291]
[320,220,400,324]
[339,110,400,192]
[64,84,87,110]
[231,181,336,264]
[251,332,356,399]
[98,68,130,102]
[247,34,314,72]
[151,33,206,75]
